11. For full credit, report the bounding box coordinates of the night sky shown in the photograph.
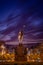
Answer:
[0,0,43,42]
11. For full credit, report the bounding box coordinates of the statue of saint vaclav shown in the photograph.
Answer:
[15,31,27,61]
[18,30,23,43]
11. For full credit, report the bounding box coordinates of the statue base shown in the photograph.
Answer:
[15,43,27,61]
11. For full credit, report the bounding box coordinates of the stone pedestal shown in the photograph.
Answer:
[15,43,27,61]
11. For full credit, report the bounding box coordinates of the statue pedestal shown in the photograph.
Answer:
[15,43,27,61]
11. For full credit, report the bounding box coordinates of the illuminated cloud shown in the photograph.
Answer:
[0,24,7,31]
[1,35,11,41]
